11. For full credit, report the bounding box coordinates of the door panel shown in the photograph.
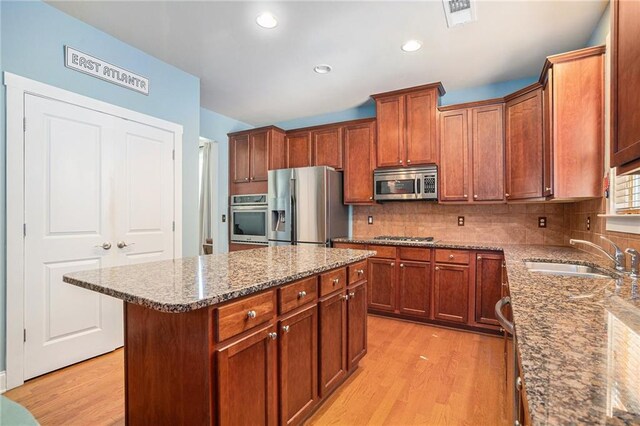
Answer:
[347,282,367,370]
[232,135,250,183]
[24,95,122,379]
[367,258,395,312]
[406,89,437,165]
[439,109,469,202]
[312,127,343,170]
[433,264,469,324]
[472,105,505,202]
[475,254,503,326]
[542,72,554,197]
[343,122,375,204]
[376,96,405,167]
[319,292,347,397]
[398,261,431,318]
[251,130,269,182]
[286,131,312,168]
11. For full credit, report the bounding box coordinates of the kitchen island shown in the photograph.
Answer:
[63,246,375,425]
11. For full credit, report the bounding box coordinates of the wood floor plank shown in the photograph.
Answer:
[5,316,509,425]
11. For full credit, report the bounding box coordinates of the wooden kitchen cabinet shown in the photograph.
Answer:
[278,305,318,426]
[347,281,367,370]
[505,86,544,200]
[312,126,343,170]
[540,46,605,199]
[373,83,444,168]
[286,130,312,168]
[231,134,250,184]
[611,0,640,172]
[433,263,469,324]
[250,130,269,182]
[474,253,503,327]
[367,258,396,312]
[318,291,348,397]
[269,130,288,171]
[343,120,376,204]
[439,101,504,203]
[216,323,278,426]
[398,261,431,318]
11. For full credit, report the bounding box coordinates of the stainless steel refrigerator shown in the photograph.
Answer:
[268,166,349,246]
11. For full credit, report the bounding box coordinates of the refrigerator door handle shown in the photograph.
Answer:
[290,177,297,245]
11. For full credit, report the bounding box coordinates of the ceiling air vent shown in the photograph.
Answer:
[442,0,477,28]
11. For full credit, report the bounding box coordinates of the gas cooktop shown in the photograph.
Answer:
[373,236,436,243]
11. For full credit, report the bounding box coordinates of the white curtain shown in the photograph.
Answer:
[199,140,215,254]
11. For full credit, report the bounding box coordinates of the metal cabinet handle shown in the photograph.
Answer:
[247,310,257,319]
[463,194,468,198]
[478,256,482,260]
[390,262,395,267]
[117,241,135,249]
[356,269,364,275]
[516,376,522,391]
[369,196,373,200]
[545,187,552,192]
[282,325,290,333]
[407,159,411,164]
[400,263,404,268]
[505,193,510,197]
[449,254,454,259]
[341,294,349,301]
[332,278,340,285]
[349,292,355,298]
[494,297,514,335]
[244,177,249,181]
[473,194,478,199]
[399,160,403,164]
[268,332,278,340]
[298,291,307,298]
[95,242,112,250]
[435,266,440,270]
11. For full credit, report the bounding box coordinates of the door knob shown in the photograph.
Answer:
[95,242,112,250]
[117,241,135,249]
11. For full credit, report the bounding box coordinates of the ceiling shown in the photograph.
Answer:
[48,1,607,126]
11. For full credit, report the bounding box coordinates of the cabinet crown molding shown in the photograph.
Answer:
[371,82,446,99]
[228,125,285,138]
[438,98,504,112]
[539,45,606,84]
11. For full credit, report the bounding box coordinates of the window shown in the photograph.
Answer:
[614,173,640,214]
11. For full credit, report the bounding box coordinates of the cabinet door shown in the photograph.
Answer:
[439,109,470,202]
[542,71,554,197]
[398,261,431,318]
[347,281,367,370]
[231,134,250,184]
[250,130,269,182]
[406,89,438,165]
[269,130,288,170]
[505,89,543,200]
[376,95,405,167]
[312,126,343,170]
[318,291,347,397]
[367,258,396,312]
[611,0,640,168]
[216,324,277,426]
[287,131,312,168]
[471,104,505,202]
[433,264,469,324]
[279,305,318,426]
[344,121,375,204]
[475,253,503,326]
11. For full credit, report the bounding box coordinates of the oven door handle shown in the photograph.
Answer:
[495,297,514,335]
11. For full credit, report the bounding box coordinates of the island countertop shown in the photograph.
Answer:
[63,246,376,313]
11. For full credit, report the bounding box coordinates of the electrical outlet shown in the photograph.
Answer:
[538,217,547,228]
[222,214,226,223]
[586,216,591,231]
[368,216,373,225]
[458,216,465,226]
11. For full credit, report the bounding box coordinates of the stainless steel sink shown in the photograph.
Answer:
[524,261,614,279]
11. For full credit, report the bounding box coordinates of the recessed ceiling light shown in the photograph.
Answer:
[401,40,422,52]
[313,64,332,74]
[256,12,278,29]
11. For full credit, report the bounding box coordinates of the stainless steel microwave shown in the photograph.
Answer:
[230,194,268,245]
[373,166,438,201]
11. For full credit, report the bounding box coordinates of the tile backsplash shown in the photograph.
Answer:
[352,202,569,245]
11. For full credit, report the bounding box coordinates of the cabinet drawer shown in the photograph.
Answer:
[320,267,347,296]
[368,245,396,259]
[435,249,470,265]
[278,276,317,314]
[333,242,367,250]
[399,247,431,262]
[348,261,368,284]
[217,290,275,342]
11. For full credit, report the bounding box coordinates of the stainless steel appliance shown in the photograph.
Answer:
[373,235,436,243]
[373,165,438,201]
[268,166,348,246]
[230,194,268,245]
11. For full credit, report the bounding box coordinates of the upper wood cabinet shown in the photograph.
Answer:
[229,126,287,195]
[373,83,444,168]
[612,0,640,172]
[286,130,312,168]
[343,120,376,204]
[541,46,605,199]
[312,126,343,170]
[505,86,544,200]
[439,101,504,203]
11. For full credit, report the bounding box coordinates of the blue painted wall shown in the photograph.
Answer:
[440,77,538,106]
[200,108,252,253]
[586,2,610,46]
[275,101,376,130]
[0,0,201,371]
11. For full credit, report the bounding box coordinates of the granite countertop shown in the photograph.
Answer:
[63,246,375,313]
[332,236,504,251]
[335,237,640,425]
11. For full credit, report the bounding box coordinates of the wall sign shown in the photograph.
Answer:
[64,46,149,95]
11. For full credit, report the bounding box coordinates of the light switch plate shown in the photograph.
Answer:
[458,216,464,226]
[538,217,547,228]
[222,214,226,223]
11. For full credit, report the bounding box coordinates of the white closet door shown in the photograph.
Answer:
[114,119,175,265]
[24,95,123,379]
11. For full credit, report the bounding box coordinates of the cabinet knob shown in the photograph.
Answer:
[473,195,478,199]
[341,294,349,301]
[407,159,411,164]
[399,160,403,164]
[502,282,507,287]
[390,262,395,267]
[349,292,355,298]
[282,325,290,333]
[477,256,482,260]
[247,310,257,319]
[298,291,307,298]
[545,187,552,192]
[245,177,249,181]
[505,193,510,197]
[449,254,454,259]
[369,196,373,200]
[332,278,340,285]
[400,263,404,268]
[435,266,440,270]
[268,332,278,340]
[357,269,364,275]
[463,194,468,198]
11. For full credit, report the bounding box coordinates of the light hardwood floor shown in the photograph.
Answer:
[5,316,509,425]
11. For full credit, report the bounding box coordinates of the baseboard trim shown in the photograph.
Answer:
[0,370,7,394]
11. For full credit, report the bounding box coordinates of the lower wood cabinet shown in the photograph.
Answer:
[347,281,367,369]
[367,258,395,312]
[433,263,469,324]
[398,261,431,318]
[318,291,348,397]
[278,305,318,425]
[216,323,278,426]
[475,253,503,326]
